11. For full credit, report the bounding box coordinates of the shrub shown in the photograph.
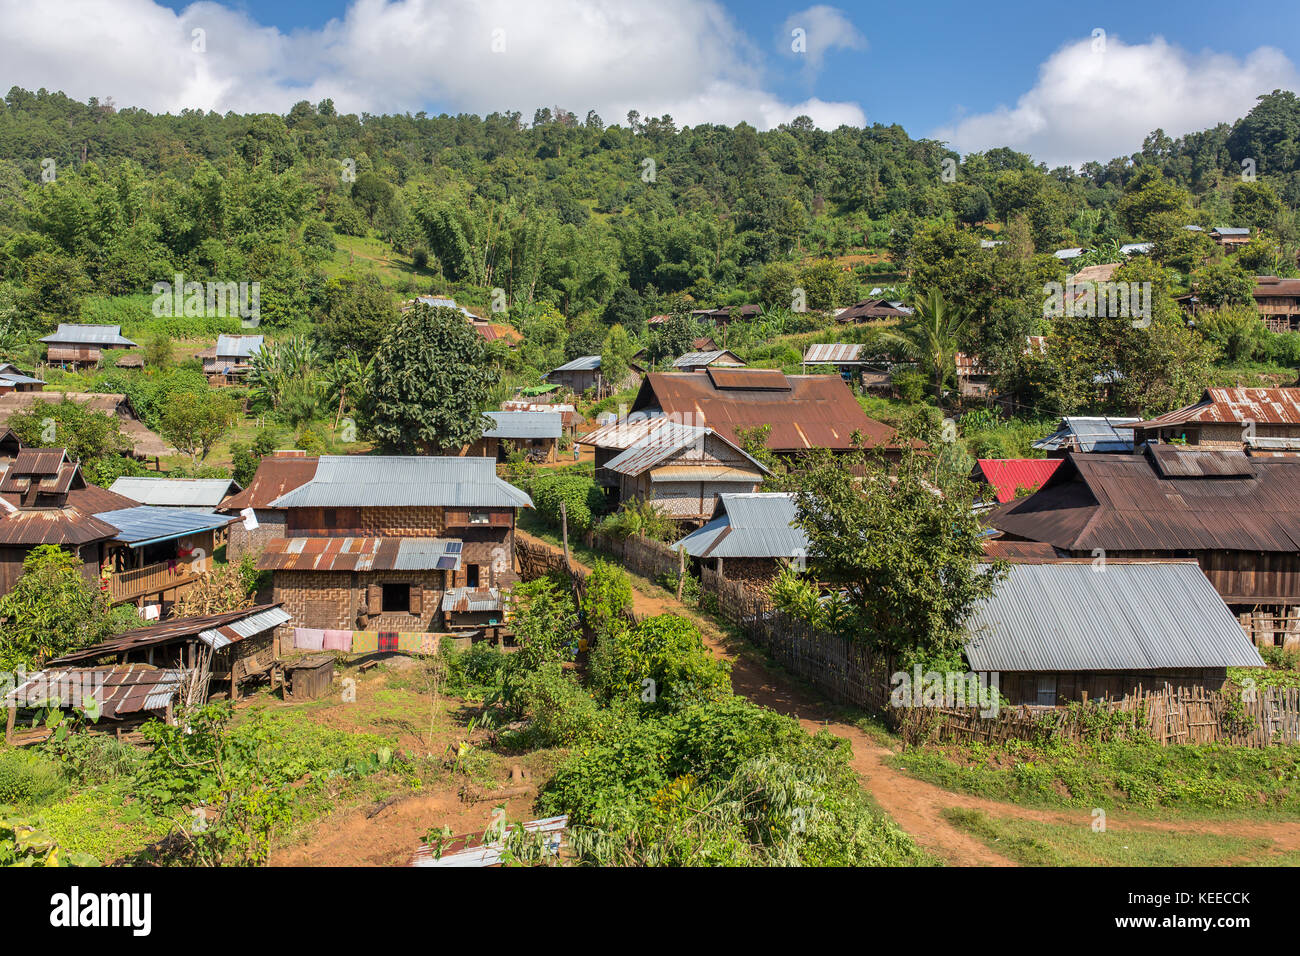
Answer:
[587,613,731,710]
[0,749,67,805]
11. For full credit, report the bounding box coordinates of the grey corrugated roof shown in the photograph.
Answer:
[552,355,602,372]
[804,343,864,364]
[1213,226,1250,235]
[671,493,807,559]
[199,606,292,650]
[483,411,562,439]
[109,477,239,508]
[1120,242,1152,255]
[671,350,741,368]
[215,334,264,359]
[964,561,1264,672]
[1033,417,1139,453]
[269,456,533,509]
[40,324,137,347]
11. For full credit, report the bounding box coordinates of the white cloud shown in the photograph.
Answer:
[0,0,866,129]
[780,5,867,73]
[933,34,1300,169]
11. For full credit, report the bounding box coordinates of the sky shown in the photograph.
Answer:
[2,0,1299,168]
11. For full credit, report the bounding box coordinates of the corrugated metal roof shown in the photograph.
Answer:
[1136,388,1300,429]
[964,561,1264,672]
[269,456,532,509]
[215,334,264,359]
[221,455,319,510]
[199,605,291,650]
[1053,247,1084,259]
[483,411,562,440]
[94,505,234,546]
[1213,226,1250,235]
[672,350,744,368]
[803,343,865,364]
[552,355,602,372]
[109,477,239,508]
[442,587,503,613]
[6,664,183,718]
[973,459,1064,503]
[40,324,137,346]
[1120,242,1153,254]
[990,451,1300,554]
[1033,417,1139,453]
[671,493,808,559]
[51,604,289,663]
[257,536,463,572]
[634,372,916,453]
[579,415,669,450]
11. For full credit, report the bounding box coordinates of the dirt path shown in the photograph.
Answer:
[522,530,1300,864]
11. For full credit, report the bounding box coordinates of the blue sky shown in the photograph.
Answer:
[8,1,1300,166]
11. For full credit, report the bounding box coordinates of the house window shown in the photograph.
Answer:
[1036,677,1058,707]
[469,511,490,525]
[466,564,480,588]
[381,583,411,613]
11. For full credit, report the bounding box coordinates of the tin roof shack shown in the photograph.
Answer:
[671,350,745,373]
[1211,226,1251,246]
[580,418,768,521]
[835,299,913,323]
[93,506,237,613]
[1032,416,1139,456]
[219,451,318,562]
[39,324,137,368]
[1249,276,1300,332]
[970,458,1063,505]
[1132,388,1300,455]
[953,352,992,398]
[0,447,132,594]
[630,368,919,461]
[988,446,1300,649]
[197,334,263,383]
[48,604,290,701]
[256,456,532,641]
[0,363,45,394]
[800,343,895,390]
[5,664,183,743]
[0,391,170,460]
[546,355,641,398]
[501,401,584,437]
[442,586,505,632]
[461,411,562,463]
[670,492,809,591]
[964,559,1264,707]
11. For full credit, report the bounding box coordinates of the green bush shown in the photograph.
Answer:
[0,749,67,805]
[524,469,606,536]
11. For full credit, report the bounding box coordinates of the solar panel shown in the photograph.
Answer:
[445,542,463,553]
[436,556,458,570]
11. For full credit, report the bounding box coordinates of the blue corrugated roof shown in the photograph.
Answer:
[671,493,807,559]
[94,506,233,546]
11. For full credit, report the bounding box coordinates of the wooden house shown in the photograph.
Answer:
[988,446,1300,649]
[43,604,290,702]
[546,355,641,397]
[219,451,318,562]
[580,417,768,521]
[255,456,531,644]
[670,492,808,590]
[629,368,920,460]
[1211,226,1251,246]
[197,334,263,382]
[0,364,45,394]
[963,558,1264,706]
[1132,387,1300,455]
[835,299,913,323]
[39,324,137,368]
[1249,276,1300,332]
[461,411,562,463]
[670,350,745,373]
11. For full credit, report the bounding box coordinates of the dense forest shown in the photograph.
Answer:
[2,85,1300,441]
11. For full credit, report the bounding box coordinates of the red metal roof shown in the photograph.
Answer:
[974,458,1063,503]
[221,455,319,510]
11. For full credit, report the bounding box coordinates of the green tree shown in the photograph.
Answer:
[159,391,240,462]
[789,447,1005,663]
[362,303,499,452]
[7,398,129,463]
[885,290,970,406]
[0,545,121,669]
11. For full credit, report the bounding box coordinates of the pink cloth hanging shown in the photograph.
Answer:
[323,629,352,652]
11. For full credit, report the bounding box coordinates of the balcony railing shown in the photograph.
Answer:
[106,555,212,604]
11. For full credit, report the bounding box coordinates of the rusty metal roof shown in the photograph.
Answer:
[50,604,289,664]
[257,536,463,572]
[989,449,1300,553]
[705,367,789,390]
[631,372,911,453]
[836,299,912,322]
[6,664,183,718]
[220,455,320,510]
[0,506,120,546]
[1135,388,1300,429]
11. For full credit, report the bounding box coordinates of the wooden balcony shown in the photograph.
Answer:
[106,555,212,604]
